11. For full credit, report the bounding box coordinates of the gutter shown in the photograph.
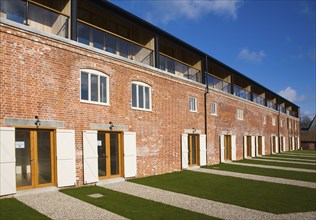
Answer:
[204,56,209,164]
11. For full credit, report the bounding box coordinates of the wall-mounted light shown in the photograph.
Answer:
[192,128,196,133]
[109,122,114,130]
[35,116,41,127]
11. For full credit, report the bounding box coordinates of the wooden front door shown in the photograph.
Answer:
[247,136,252,157]
[188,134,199,166]
[97,131,123,179]
[258,136,262,155]
[272,136,276,153]
[15,129,55,190]
[224,135,232,161]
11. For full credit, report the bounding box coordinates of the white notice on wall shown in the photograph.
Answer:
[16,141,25,149]
[97,140,102,146]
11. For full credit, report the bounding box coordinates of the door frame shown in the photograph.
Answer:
[224,135,232,161]
[97,131,124,180]
[188,134,200,166]
[16,128,56,191]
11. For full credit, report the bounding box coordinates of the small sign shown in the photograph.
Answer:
[16,141,25,149]
[97,140,102,146]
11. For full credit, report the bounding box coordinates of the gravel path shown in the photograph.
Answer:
[252,158,316,165]
[101,181,275,220]
[228,162,316,173]
[263,156,316,163]
[15,191,126,220]
[195,168,316,189]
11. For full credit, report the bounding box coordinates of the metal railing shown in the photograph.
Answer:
[159,54,200,82]
[253,93,265,106]
[77,20,154,66]
[267,100,276,110]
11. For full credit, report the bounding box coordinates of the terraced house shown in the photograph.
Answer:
[0,0,301,196]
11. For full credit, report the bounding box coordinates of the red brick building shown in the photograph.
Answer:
[0,0,300,196]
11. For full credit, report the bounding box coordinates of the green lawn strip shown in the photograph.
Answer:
[129,170,316,214]
[204,163,316,182]
[61,186,218,220]
[284,150,316,155]
[267,154,316,161]
[260,156,316,164]
[236,159,316,170]
[0,198,49,220]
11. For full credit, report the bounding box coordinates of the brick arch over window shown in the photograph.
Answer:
[80,69,110,105]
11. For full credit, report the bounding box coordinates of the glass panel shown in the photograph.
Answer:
[0,0,25,24]
[90,74,98,102]
[100,76,107,103]
[81,72,89,100]
[138,85,144,108]
[78,22,90,45]
[110,133,119,175]
[37,130,52,184]
[106,34,117,54]
[93,28,104,50]
[132,84,137,107]
[29,3,68,38]
[98,132,106,176]
[145,87,150,109]
[118,38,128,58]
[15,130,32,187]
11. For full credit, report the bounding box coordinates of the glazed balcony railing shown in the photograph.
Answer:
[233,85,251,101]
[206,74,231,93]
[267,100,277,110]
[77,20,154,66]
[0,0,69,38]
[278,105,286,113]
[253,93,265,106]
[159,54,200,82]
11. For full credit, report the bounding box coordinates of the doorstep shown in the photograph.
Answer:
[96,177,125,185]
[14,186,58,197]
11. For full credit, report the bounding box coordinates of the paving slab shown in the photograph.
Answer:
[195,168,316,189]
[15,190,126,220]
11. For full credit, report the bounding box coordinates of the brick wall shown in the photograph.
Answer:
[0,23,300,185]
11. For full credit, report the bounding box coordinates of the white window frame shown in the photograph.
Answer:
[189,96,197,112]
[263,115,266,125]
[80,69,109,105]
[280,120,283,127]
[131,81,152,111]
[289,121,292,129]
[237,109,244,120]
[211,102,218,116]
[272,117,276,126]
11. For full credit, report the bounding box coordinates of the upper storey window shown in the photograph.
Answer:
[131,82,152,111]
[189,97,197,112]
[81,69,109,105]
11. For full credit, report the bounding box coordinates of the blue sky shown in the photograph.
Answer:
[110,0,316,119]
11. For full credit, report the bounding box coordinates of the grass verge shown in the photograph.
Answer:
[0,198,49,220]
[260,156,315,164]
[267,154,316,161]
[129,170,316,214]
[236,159,316,170]
[61,186,218,220]
[204,163,316,182]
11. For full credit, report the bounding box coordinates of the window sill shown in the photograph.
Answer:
[80,100,110,106]
[131,107,152,112]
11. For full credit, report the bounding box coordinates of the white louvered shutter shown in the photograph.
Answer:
[199,134,207,166]
[83,130,98,184]
[181,134,188,169]
[124,132,137,178]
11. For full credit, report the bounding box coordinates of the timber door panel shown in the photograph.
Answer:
[247,136,251,158]
[258,136,262,156]
[16,129,55,190]
[98,131,123,179]
[188,134,199,166]
[224,135,232,161]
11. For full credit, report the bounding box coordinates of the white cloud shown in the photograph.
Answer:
[145,0,242,24]
[302,110,315,120]
[278,87,306,102]
[237,48,265,63]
